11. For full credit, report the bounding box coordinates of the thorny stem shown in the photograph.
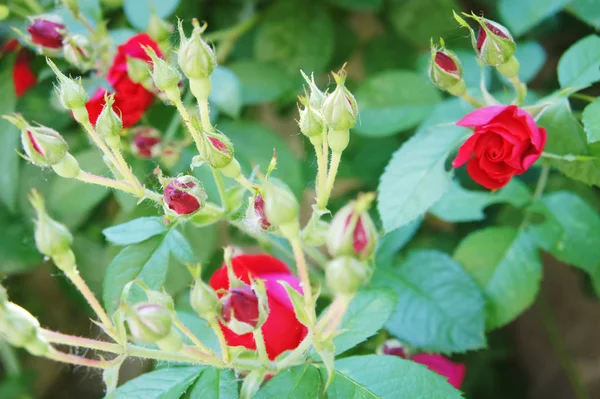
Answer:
[197,97,213,133]
[173,317,214,355]
[46,347,113,369]
[317,151,342,209]
[40,329,122,354]
[533,163,550,201]
[209,317,230,364]
[235,175,256,192]
[76,171,137,194]
[314,140,328,198]
[322,295,351,338]
[66,270,117,339]
[171,94,204,154]
[164,90,194,142]
[79,119,121,169]
[111,149,145,195]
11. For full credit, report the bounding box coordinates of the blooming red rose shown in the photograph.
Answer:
[86,34,162,128]
[209,254,308,360]
[2,39,37,97]
[27,19,66,49]
[452,105,546,190]
[382,342,466,389]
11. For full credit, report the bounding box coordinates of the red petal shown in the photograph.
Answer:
[456,105,511,128]
[466,157,511,190]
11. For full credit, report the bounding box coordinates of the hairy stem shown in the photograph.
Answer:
[314,140,328,198]
[209,317,230,364]
[41,329,122,353]
[212,168,229,212]
[461,93,483,108]
[317,151,342,209]
[46,347,112,369]
[509,76,527,106]
[76,171,137,194]
[541,152,596,162]
[290,238,315,325]
[253,329,270,365]
[173,318,213,355]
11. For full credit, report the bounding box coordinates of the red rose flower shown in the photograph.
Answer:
[2,39,37,97]
[209,254,308,360]
[383,342,466,389]
[85,34,162,128]
[27,19,66,49]
[452,105,546,190]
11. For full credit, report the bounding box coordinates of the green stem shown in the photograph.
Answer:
[172,318,213,355]
[171,93,204,154]
[197,97,213,133]
[509,76,527,106]
[317,151,342,209]
[290,238,315,325]
[541,152,596,162]
[40,329,122,353]
[252,329,270,365]
[164,90,194,142]
[212,168,229,211]
[76,171,136,194]
[314,140,328,198]
[208,317,230,364]
[533,163,550,201]
[570,93,596,103]
[537,296,589,399]
[276,332,313,370]
[46,347,112,369]
[461,93,483,107]
[0,340,21,377]
[235,175,256,192]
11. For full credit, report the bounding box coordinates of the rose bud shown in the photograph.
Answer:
[327,193,378,261]
[380,339,466,389]
[202,131,235,169]
[326,256,369,295]
[144,47,181,95]
[125,303,173,343]
[46,59,88,113]
[301,70,325,109]
[452,105,546,190]
[126,56,154,90]
[95,93,122,148]
[262,180,299,232]
[321,69,358,136]
[148,12,173,43]
[298,96,325,145]
[191,279,219,320]
[455,12,515,67]
[245,193,271,232]
[0,302,50,356]
[131,127,161,158]
[63,34,94,72]
[27,18,65,49]
[220,285,261,335]
[5,114,68,167]
[163,175,207,216]
[177,19,217,81]
[428,41,465,96]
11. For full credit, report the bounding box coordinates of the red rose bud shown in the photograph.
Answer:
[131,127,161,158]
[125,303,173,344]
[63,34,94,72]
[177,19,216,80]
[221,285,260,334]
[254,193,271,231]
[321,69,358,135]
[428,42,465,95]
[0,302,49,356]
[327,194,378,261]
[202,131,234,169]
[27,18,65,49]
[381,339,466,389]
[326,256,369,295]
[96,94,122,148]
[473,18,515,66]
[163,175,207,216]
[453,105,546,190]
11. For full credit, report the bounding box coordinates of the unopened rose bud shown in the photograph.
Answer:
[145,47,181,94]
[221,285,260,334]
[126,56,154,90]
[301,71,325,109]
[163,175,207,216]
[46,59,88,110]
[148,12,173,43]
[52,153,81,178]
[96,94,122,148]
[177,19,216,80]
[428,41,465,95]
[5,114,69,167]
[0,302,49,356]
[322,69,358,133]
[158,144,180,169]
[63,34,94,71]
[262,180,299,231]
[27,18,65,49]
[202,131,234,169]
[191,279,218,320]
[298,98,324,143]
[29,190,73,259]
[131,127,161,158]
[326,256,369,295]
[327,195,378,261]
[125,303,172,344]
[255,193,271,230]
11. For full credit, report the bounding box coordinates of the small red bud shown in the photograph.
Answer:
[163,176,206,216]
[476,22,508,52]
[254,194,271,230]
[221,285,260,328]
[27,19,66,49]
[434,52,458,73]
[132,127,161,158]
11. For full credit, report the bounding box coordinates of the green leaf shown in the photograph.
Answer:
[431,179,531,223]
[377,125,468,232]
[328,0,383,11]
[333,289,397,355]
[228,61,293,105]
[254,365,321,399]
[454,227,542,329]
[176,311,220,355]
[528,191,600,275]
[187,368,238,399]
[165,228,196,264]
[372,250,486,353]
[569,0,600,29]
[103,217,168,246]
[375,218,422,267]
[280,281,311,327]
[112,366,202,399]
[558,34,600,90]
[330,355,464,398]
[0,211,41,275]
[388,0,460,47]
[254,1,334,76]
[219,120,304,197]
[582,98,600,143]
[209,66,242,118]
[103,234,170,315]
[512,41,547,83]
[123,0,180,31]
[417,98,475,133]
[0,53,18,213]
[363,33,417,76]
[353,70,441,137]
[498,0,570,36]
[48,149,111,229]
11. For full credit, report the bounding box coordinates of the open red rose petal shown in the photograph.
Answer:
[209,254,308,360]
[453,105,546,190]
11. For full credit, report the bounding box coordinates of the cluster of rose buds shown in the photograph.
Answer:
[325,193,377,295]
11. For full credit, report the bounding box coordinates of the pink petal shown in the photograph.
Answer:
[456,105,511,128]
[411,353,466,389]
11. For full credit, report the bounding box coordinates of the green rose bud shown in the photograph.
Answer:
[148,12,173,43]
[298,96,325,143]
[202,130,234,169]
[125,303,173,344]
[321,69,358,131]
[0,302,49,356]
[63,34,94,72]
[47,58,88,110]
[95,93,122,148]
[144,46,181,95]
[262,180,299,231]
[326,256,369,295]
[29,190,73,259]
[177,19,217,80]
[52,153,81,178]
